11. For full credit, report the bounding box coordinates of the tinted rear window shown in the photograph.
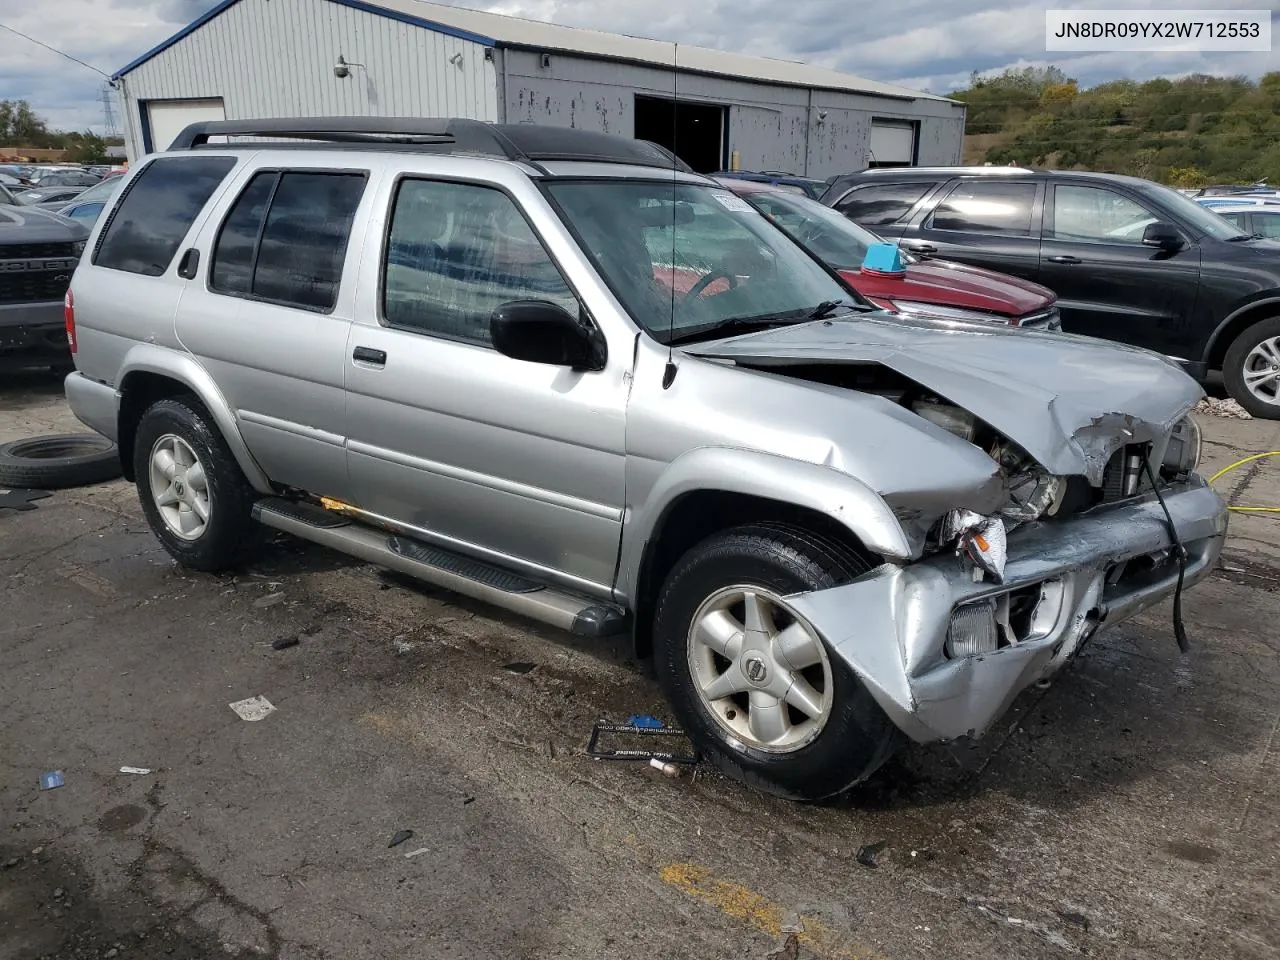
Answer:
[94,157,235,276]
[834,181,936,225]
[930,180,1037,235]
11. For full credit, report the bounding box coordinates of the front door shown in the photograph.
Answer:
[898,177,1044,284]
[1038,182,1202,354]
[343,175,627,596]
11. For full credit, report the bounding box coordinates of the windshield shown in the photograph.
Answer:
[545,180,851,341]
[73,177,124,204]
[741,190,888,271]
[1149,181,1250,240]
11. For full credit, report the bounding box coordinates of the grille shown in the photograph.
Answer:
[0,270,72,304]
[1100,445,1151,502]
[0,241,77,259]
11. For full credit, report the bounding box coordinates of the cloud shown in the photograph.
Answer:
[1,0,1276,133]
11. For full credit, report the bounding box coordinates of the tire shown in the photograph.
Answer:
[0,434,122,488]
[132,397,256,571]
[1224,317,1280,419]
[653,523,900,801]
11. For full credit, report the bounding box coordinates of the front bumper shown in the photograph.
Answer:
[790,475,1228,743]
[0,302,68,366]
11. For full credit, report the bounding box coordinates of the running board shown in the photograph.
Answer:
[252,498,628,638]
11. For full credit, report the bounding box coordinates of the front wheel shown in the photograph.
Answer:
[132,397,257,571]
[1223,317,1280,419]
[653,524,900,800]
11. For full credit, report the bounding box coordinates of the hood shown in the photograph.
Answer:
[841,258,1055,318]
[682,315,1202,485]
[0,204,89,245]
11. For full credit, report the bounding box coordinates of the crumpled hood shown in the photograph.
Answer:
[682,315,1203,485]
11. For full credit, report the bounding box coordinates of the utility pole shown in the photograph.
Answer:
[100,83,120,140]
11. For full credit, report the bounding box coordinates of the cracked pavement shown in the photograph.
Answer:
[2,370,1278,959]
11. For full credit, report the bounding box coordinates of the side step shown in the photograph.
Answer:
[252,497,628,638]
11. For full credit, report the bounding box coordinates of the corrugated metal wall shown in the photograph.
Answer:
[118,0,498,158]
[501,50,964,178]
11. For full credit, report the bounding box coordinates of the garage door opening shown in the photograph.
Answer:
[143,98,226,153]
[868,120,917,168]
[634,95,726,174]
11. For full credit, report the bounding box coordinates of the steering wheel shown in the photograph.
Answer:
[682,269,739,302]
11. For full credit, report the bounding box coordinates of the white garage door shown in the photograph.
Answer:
[146,99,226,153]
[869,121,916,167]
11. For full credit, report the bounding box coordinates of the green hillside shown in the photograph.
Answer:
[950,67,1280,187]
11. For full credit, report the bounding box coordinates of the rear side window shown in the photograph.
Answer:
[209,171,366,311]
[1253,212,1280,239]
[94,156,235,276]
[930,180,1038,235]
[834,181,936,225]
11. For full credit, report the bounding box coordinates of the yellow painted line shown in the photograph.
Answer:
[659,862,887,960]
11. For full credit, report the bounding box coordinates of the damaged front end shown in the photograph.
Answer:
[684,317,1229,743]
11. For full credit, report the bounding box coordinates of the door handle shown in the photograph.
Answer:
[1047,255,1083,265]
[905,243,936,254]
[176,248,200,279]
[352,346,387,366]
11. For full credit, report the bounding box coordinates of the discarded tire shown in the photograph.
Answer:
[0,434,122,489]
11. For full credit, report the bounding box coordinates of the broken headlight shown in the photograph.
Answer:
[941,510,1007,583]
[912,400,976,441]
[1000,471,1066,522]
[1163,416,1202,476]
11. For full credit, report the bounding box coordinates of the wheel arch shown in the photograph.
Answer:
[1201,296,1280,371]
[115,345,272,492]
[619,448,909,658]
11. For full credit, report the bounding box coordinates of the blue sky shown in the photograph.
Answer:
[1,0,1277,133]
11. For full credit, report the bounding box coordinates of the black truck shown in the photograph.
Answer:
[822,167,1280,418]
[1,183,88,373]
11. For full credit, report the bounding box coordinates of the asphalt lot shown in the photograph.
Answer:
[2,370,1278,960]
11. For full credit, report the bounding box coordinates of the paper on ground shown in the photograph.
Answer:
[229,696,277,722]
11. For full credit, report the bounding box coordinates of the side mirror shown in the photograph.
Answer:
[490,300,605,371]
[1142,221,1184,252]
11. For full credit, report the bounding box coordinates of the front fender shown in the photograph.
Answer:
[615,446,912,603]
[118,343,273,494]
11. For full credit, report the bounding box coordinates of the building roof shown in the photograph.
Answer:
[114,0,955,104]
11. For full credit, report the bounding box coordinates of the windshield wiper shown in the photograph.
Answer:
[1225,234,1256,241]
[808,300,844,319]
[666,313,807,345]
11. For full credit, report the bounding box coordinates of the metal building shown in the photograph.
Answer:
[111,0,965,177]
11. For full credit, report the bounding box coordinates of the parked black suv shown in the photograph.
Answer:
[821,167,1280,418]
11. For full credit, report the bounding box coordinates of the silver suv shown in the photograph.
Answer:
[64,118,1228,800]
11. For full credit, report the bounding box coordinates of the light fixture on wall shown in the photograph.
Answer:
[333,54,366,79]
[449,52,464,68]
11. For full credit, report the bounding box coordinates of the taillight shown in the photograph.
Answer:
[64,289,77,354]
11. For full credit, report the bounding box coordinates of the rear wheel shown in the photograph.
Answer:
[653,524,899,800]
[1224,317,1280,419]
[132,397,256,571]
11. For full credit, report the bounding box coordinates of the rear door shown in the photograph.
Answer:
[175,159,377,498]
[829,179,941,237]
[897,177,1044,283]
[1038,181,1201,352]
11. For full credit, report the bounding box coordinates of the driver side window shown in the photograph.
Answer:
[1051,185,1160,244]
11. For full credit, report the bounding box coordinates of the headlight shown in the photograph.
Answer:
[1163,416,1202,475]
[912,400,976,441]
[888,300,1009,326]
[71,240,86,256]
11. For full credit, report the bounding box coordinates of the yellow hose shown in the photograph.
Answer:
[1207,451,1280,514]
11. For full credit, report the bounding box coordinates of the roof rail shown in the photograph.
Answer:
[167,117,695,173]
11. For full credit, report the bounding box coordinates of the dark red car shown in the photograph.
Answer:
[717,178,1060,329]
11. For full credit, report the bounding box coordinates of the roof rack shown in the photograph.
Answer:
[167,117,694,173]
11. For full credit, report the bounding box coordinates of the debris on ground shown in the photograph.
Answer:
[586,720,699,765]
[0,488,52,515]
[39,771,64,791]
[1195,397,1253,420]
[271,635,300,650]
[856,841,888,868]
[1056,909,1091,931]
[403,847,430,859]
[648,758,681,778]
[502,661,537,674]
[254,592,286,609]
[392,635,418,655]
[388,829,414,848]
[118,766,151,775]
[462,797,475,805]
[228,696,276,722]
[627,714,664,729]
